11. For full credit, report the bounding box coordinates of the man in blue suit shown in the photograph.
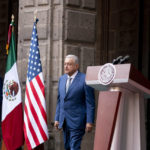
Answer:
[54,55,95,150]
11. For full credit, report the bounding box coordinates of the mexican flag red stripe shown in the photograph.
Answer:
[2,19,24,150]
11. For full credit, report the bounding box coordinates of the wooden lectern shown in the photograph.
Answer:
[86,64,150,150]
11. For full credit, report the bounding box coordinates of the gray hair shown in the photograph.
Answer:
[65,55,79,64]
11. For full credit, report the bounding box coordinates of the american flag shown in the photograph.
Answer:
[24,19,49,149]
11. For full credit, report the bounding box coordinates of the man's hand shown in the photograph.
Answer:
[54,121,59,130]
[85,123,93,132]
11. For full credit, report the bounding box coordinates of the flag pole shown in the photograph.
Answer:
[34,9,37,22]
[11,14,14,32]
[6,14,14,55]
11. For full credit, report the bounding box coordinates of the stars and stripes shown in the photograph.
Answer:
[24,19,49,149]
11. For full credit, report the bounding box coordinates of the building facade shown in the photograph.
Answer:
[0,0,150,149]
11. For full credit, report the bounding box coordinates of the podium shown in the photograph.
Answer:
[86,64,150,150]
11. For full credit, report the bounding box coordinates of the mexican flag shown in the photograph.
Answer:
[2,20,24,150]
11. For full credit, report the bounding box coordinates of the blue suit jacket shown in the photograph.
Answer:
[55,72,95,129]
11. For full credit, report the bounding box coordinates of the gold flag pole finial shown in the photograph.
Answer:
[11,14,14,32]
[11,14,14,22]
[34,10,37,22]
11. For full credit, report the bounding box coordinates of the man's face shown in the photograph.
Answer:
[64,57,79,76]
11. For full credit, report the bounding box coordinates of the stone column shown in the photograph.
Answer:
[64,0,96,73]
[17,0,96,149]
[64,1,96,150]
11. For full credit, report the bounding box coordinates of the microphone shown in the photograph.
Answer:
[112,56,123,64]
[119,55,130,64]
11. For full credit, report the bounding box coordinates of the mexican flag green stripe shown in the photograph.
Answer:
[5,30,16,72]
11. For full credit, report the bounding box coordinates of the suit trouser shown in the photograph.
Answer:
[63,121,85,150]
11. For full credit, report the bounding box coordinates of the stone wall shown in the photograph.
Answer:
[17,0,96,149]
[64,1,96,150]
[64,0,96,72]
[0,0,150,149]
[1,0,150,149]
